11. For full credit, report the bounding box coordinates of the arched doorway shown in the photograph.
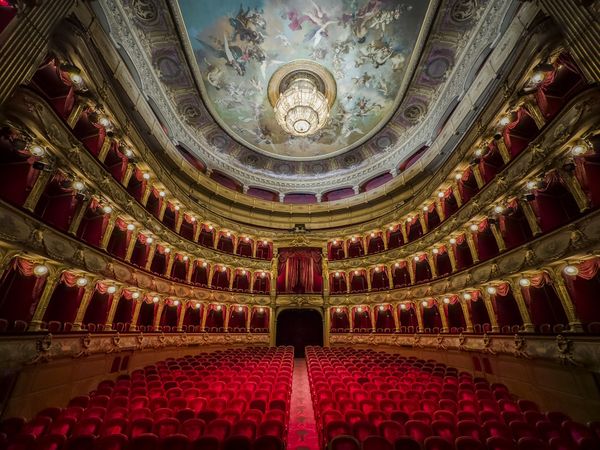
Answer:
[276,308,323,357]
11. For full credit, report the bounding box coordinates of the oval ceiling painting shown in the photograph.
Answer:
[175,0,433,160]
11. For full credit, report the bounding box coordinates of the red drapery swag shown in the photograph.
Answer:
[574,148,600,207]
[277,248,322,293]
[535,53,583,119]
[12,257,48,318]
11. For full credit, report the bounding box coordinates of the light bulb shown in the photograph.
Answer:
[142,172,150,180]
[494,205,504,214]
[183,255,189,261]
[124,148,134,158]
[332,240,337,245]
[102,205,113,214]
[370,232,375,237]
[159,191,166,197]
[241,270,246,275]
[70,73,83,84]
[498,116,511,127]
[422,300,428,307]
[357,306,362,312]
[443,297,450,304]
[146,237,153,244]
[152,296,159,303]
[221,266,227,272]
[486,286,497,295]
[406,217,412,222]
[216,305,222,311]
[335,272,340,277]
[389,226,394,231]
[474,148,483,157]
[127,224,135,231]
[164,247,171,253]
[208,225,213,230]
[526,181,537,190]
[107,285,117,294]
[519,278,531,287]
[530,72,544,84]
[374,267,380,272]
[470,224,478,232]
[131,292,140,299]
[244,237,250,242]
[414,256,420,262]
[354,270,360,275]
[261,271,266,277]
[33,265,48,276]
[449,238,457,245]
[438,191,444,198]
[463,293,472,300]
[379,305,385,311]
[351,237,356,242]
[400,304,406,310]
[571,145,586,156]
[30,145,45,157]
[394,262,400,268]
[174,205,180,211]
[455,173,462,180]
[563,265,579,276]
[262,240,268,245]
[76,277,88,287]
[190,217,196,222]
[238,306,243,312]
[99,117,111,128]
[226,231,231,237]
[336,307,342,313]
[72,181,85,191]
[423,206,429,212]
[195,303,201,309]
[173,300,179,306]
[259,307,264,313]
[202,261,208,267]
[432,248,439,254]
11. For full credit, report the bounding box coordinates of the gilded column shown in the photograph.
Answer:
[121,163,134,188]
[186,260,194,283]
[451,182,463,207]
[370,307,376,333]
[386,265,394,289]
[558,168,590,212]
[129,299,143,332]
[435,198,445,221]
[223,305,230,332]
[489,221,507,252]
[391,303,400,332]
[362,236,368,255]
[28,269,62,331]
[252,240,258,258]
[212,228,220,249]
[382,232,388,250]
[437,299,449,333]
[140,184,152,206]
[460,299,474,333]
[520,200,542,236]
[176,302,186,332]
[72,280,101,331]
[144,244,157,271]
[200,304,208,332]
[165,253,175,277]
[233,237,239,255]
[249,271,255,293]
[0,0,78,105]
[481,290,500,332]
[346,271,351,294]
[496,137,511,164]
[366,269,372,292]
[418,214,428,235]
[343,240,348,258]
[407,261,416,285]
[193,223,202,242]
[429,253,438,279]
[447,245,458,272]
[245,307,252,332]
[551,267,584,332]
[104,287,125,331]
[22,169,53,212]
[97,137,112,163]
[66,97,86,128]
[348,306,354,332]
[100,215,117,249]
[509,279,535,332]
[471,164,485,189]
[269,305,276,346]
[157,200,168,222]
[67,196,92,235]
[400,225,409,244]
[153,302,165,331]
[415,302,424,333]
[466,233,480,263]
[125,232,138,262]
[174,213,184,234]
[324,307,331,346]
[520,95,546,129]
[537,0,600,82]
[229,271,235,290]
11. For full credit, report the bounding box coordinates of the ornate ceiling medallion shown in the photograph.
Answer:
[268,60,336,137]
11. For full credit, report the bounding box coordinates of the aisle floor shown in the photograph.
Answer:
[287,358,320,450]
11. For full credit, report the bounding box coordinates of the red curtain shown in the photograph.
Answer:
[387,225,404,249]
[137,298,157,329]
[367,233,385,254]
[413,255,432,283]
[434,247,452,277]
[73,109,106,156]
[330,272,347,293]
[83,283,113,327]
[349,270,367,293]
[130,234,151,268]
[277,248,322,294]
[159,299,181,328]
[199,225,215,248]
[458,166,480,204]
[211,267,230,290]
[112,292,135,330]
[535,53,584,120]
[531,171,580,232]
[77,198,110,247]
[399,304,418,332]
[150,244,169,275]
[392,262,411,287]
[574,149,600,208]
[170,254,189,281]
[347,239,364,258]
[256,241,272,260]
[442,187,459,218]
[478,142,505,184]
[183,303,202,330]
[498,198,533,250]
[453,234,473,270]
[205,304,225,331]
[43,272,85,325]
[421,301,442,331]
[216,232,234,253]
[468,291,491,328]
[146,188,163,219]
[444,296,466,331]
[370,268,389,290]
[250,307,269,332]
[424,203,441,230]
[107,218,132,259]
[126,168,147,203]
[375,305,395,332]
[228,306,248,332]
[31,58,76,120]
[34,171,80,232]
[406,216,423,242]
[330,307,350,332]
[232,270,250,291]
[352,307,371,331]
[328,241,345,260]
[162,203,178,232]
[191,261,209,286]
[104,141,128,182]
[0,258,48,328]
[563,258,600,329]
[237,239,253,257]
[492,283,523,331]
[502,107,539,158]
[521,273,568,332]
[473,219,500,261]
[0,128,41,206]
[252,272,270,293]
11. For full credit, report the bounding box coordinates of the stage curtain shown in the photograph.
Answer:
[445,295,466,331]
[149,244,169,275]
[366,232,385,254]
[277,248,322,294]
[112,292,135,327]
[31,58,76,120]
[453,234,473,269]
[237,239,253,257]
[147,188,162,219]
[211,267,230,290]
[328,241,345,260]
[73,109,106,157]
[347,239,364,258]
[216,232,234,253]
[256,241,272,260]
[424,203,441,230]
[137,298,156,328]
[160,299,180,328]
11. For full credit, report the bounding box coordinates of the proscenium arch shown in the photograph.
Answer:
[274,306,326,356]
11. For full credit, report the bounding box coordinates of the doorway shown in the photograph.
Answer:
[276,308,323,357]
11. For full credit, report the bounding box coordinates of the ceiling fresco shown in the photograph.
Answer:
[101,0,516,196]
[175,0,432,159]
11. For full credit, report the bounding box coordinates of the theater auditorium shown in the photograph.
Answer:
[0,0,599,449]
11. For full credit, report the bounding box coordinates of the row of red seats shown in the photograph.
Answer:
[306,347,600,450]
[1,347,294,450]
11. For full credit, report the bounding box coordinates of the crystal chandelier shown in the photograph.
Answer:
[268,61,336,137]
[274,77,330,136]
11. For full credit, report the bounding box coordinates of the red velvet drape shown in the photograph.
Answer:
[82,282,114,327]
[77,198,110,247]
[434,247,452,277]
[252,272,270,293]
[392,262,411,287]
[521,273,568,332]
[191,261,209,286]
[421,300,442,331]
[563,258,600,330]
[502,108,539,158]
[387,226,404,249]
[205,304,225,331]
[530,171,580,232]
[473,219,500,261]
[330,272,347,293]
[535,53,584,120]
[375,305,395,332]
[352,307,371,331]
[35,171,80,232]
[183,303,202,331]
[103,141,128,182]
[43,272,85,325]
[228,306,248,332]
[250,307,269,332]
[498,198,533,250]
[277,248,322,294]
[444,296,466,332]
[492,283,523,332]
[370,268,389,290]
[0,128,41,207]
[330,307,350,332]
[399,304,418,332]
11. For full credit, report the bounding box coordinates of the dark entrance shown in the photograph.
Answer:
[276,308,323,357]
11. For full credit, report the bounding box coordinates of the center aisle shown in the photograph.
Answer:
[288,357,320,450]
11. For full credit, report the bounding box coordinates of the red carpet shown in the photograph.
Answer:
[288,358,320,450]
